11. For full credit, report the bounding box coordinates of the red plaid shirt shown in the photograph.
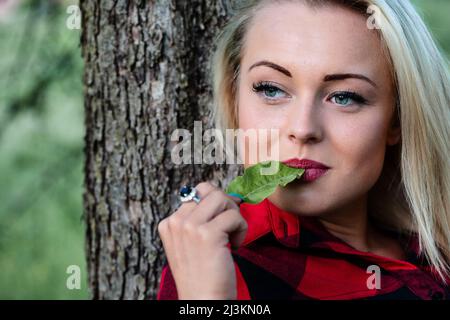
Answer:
[157,198,450,300]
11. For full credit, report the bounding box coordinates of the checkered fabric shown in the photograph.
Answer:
[157,198,449,300]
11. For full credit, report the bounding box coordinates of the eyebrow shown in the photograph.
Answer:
[323,73,378,88]
[248,60,378,88]
[248,60,292,77]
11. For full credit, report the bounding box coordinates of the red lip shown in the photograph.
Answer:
[282,158,330,182]
[282,158,330,169]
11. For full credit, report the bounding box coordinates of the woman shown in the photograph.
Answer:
[157,0,450,300]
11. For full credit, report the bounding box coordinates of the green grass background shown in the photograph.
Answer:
[0,0,448,299]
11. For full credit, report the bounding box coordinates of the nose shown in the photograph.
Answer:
[285,99,323,145]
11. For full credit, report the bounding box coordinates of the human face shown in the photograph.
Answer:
[236,2,401,216]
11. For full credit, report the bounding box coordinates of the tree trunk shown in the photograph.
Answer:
[81,0,237,299]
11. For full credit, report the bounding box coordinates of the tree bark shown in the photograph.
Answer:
[81,0,237,299]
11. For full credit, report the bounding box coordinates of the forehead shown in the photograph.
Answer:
[242,2,390,80]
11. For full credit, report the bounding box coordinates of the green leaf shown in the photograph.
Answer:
[225,160,304,204]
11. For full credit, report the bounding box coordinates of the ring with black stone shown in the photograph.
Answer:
[179,185,201,204]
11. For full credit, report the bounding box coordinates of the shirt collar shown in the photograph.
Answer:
[240,198,296,247]
[239,198,423,270]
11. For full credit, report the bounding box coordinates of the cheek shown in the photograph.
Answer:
[238,93,282,129]
[331,113,388,185]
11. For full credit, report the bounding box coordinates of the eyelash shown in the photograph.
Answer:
[251,81,369,106]
[252,81,289,102]
[331,90,369,106]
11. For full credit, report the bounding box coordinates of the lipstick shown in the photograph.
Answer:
[282,158,330,182]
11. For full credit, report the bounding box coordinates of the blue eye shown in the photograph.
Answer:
[330,91,368,106]
[252,81,288,101]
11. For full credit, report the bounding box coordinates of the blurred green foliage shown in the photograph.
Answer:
[0,0,87,299]
[412,0,450,61]
[0,0,448,299]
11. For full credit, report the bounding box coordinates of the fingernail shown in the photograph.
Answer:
[227,192,244,203]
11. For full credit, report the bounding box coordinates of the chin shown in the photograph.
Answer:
[267,193,327,217]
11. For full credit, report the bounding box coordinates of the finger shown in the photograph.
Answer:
[171,181,216,220]
[157,218,180,268]
[227,194,243,205]
[206,209,248,249]
[161,182,220,272]
[194,181,217,199]
[190,189,241,225]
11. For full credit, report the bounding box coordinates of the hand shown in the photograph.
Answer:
[158,182,248,300]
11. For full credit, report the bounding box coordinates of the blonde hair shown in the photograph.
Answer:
[209,0,450,281]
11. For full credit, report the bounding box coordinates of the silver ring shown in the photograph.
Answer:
[179,185,201,204]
